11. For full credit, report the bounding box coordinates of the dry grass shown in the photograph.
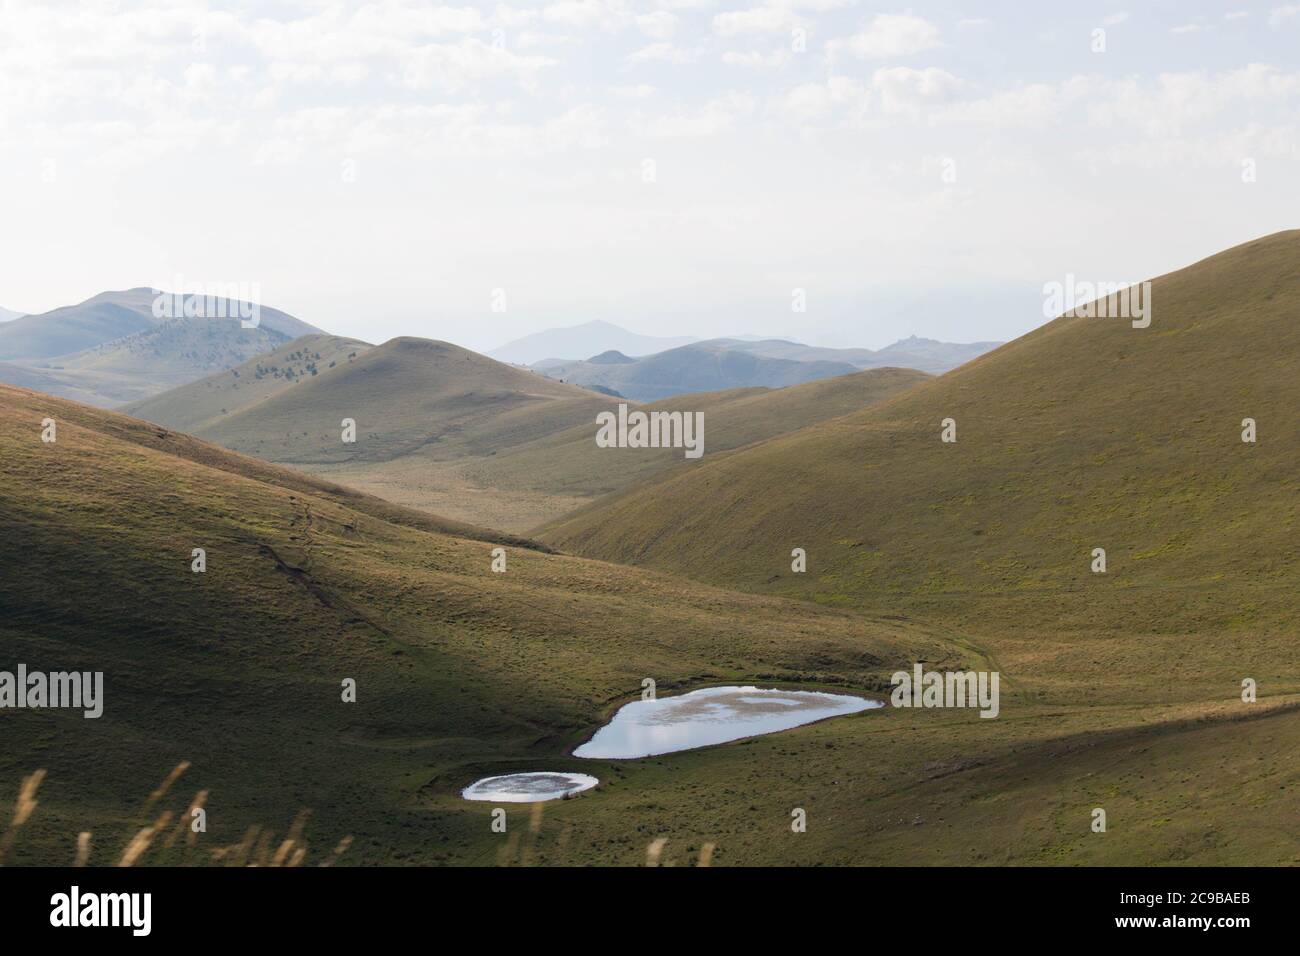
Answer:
[0,769,45,865]
[0,767,350,868]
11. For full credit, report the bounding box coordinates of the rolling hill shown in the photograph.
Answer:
[135,341,929,532]
[542,231,1300,645]
[184,337,612,466]
[0,380,961,866]
[435,366,932,526]
[0,307,23,323]
[121,334,374,432]
[4,379,1296,866]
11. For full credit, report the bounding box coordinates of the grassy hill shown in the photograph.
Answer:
[426,366,932,528]
[0,381,960,866]
[516,233,1300,866]
[4,377,1296,865]
[122,334,374,432]
[539,229,1300,795]
[190,337,612,465]
[161,351,926,532]
[542,232,1300,637]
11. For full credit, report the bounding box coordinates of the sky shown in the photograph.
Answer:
[1,0,1298,351]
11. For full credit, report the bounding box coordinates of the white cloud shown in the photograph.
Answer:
[779,77,866,120]
[398,40,557,93]
[609,83,657,98]
[5,0,1300,351]
[713,7,800,36]
[626,42,699,64]
[542,0,634,30]
[871,66,963,115]
[722,49,792,68]
[827,13,940,58]
[1269,4,1300,25]
[636,91,755,136]
[637,11,679,38]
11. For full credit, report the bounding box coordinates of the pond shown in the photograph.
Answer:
[461,771,599,802]
[572,685,881,759]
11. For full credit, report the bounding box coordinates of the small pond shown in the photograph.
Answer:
[461,771,599,802]
[572,685,881,759]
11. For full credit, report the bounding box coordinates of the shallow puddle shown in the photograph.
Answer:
[573,685,881,759]
[461,771,599,802]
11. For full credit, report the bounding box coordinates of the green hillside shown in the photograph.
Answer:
[194,337,609,465]
[123,334,374,432]
[169,352,925,532]
[440,366,931,527]
[542,232,1300,641]
[0,381,961,865]
[7,234,1295,868]
[5,381,1297,867]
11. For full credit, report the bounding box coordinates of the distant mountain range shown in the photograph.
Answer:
[1,292,993,408]
[488,319,697,365]
[535,335,1001,401]
[0,289,323,406]
[0,307,23,323]
[703,335,1004,374]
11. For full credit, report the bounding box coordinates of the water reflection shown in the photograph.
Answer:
[462,771,599,802]
[573,685,881,759]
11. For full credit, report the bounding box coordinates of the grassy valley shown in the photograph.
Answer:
[4,379,1296,866]
[2,235,1297,868]
[0,381,952,866]
[134,344,928,532]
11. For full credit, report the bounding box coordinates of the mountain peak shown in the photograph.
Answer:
[587,349,635,364]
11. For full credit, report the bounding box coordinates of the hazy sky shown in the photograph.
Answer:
[2,1,1298,351]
